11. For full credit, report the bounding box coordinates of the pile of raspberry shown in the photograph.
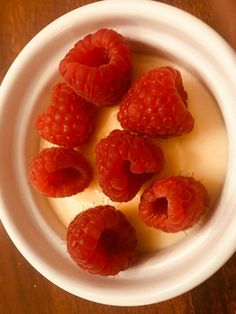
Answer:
[29,28,209,276]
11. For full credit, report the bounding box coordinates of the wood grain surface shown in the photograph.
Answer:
[0,1,235,313]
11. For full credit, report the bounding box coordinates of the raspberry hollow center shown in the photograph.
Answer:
[154,197,168,217]
[123,160,148,192]
[99,229,119,254]
[48,167,80,186]
[82,47,109,67]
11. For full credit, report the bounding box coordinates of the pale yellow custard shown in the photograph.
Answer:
[41,53,227,253]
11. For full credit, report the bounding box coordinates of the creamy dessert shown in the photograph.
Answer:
[41,53,227,253]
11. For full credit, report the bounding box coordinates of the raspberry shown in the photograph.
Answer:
[59,28,132,107]
[36,83,96,147]
[118,66,194,138]
[67,205,137,276]
[95,129,164,202]
[139,176,210,232]
[29,147,92,197]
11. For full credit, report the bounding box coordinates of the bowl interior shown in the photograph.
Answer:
[1,0,236,306]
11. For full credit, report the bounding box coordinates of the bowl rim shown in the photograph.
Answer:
[0,0,236,306]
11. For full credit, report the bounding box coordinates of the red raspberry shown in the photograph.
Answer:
[67,205,137,276]
[95,129,165,202]
[59,28,132,107]
[29,147,92,197]
[118,66,194,138]
[35,83,96,147]
[139,176,210,232]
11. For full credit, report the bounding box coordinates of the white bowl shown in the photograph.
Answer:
[0,0,236,306]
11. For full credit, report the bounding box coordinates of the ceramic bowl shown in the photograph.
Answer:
[1,0,236,306]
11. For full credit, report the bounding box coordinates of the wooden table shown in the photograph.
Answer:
[0,1,235,313]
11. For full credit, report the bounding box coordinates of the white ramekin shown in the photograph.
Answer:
[0,0,236,306]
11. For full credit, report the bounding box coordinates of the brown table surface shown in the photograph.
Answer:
[0,0,235,313]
